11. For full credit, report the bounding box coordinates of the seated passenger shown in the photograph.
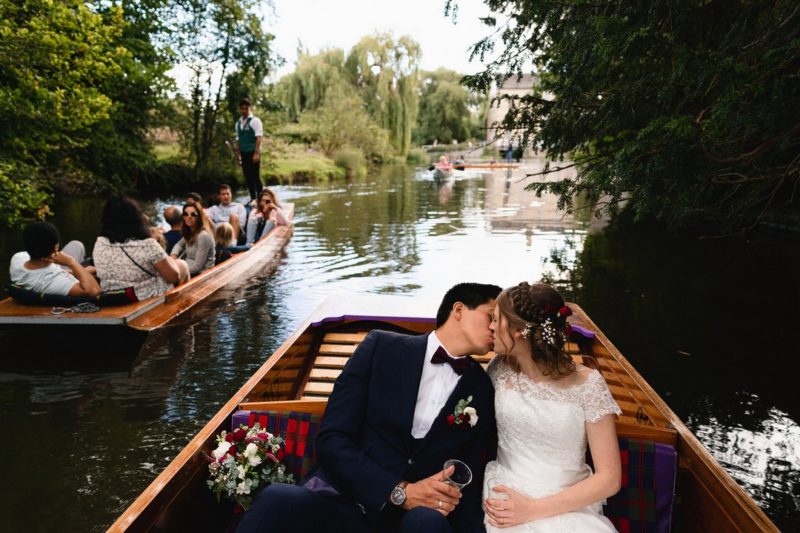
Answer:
[94,196,189,300]
[171,204,215,275]
[245,188,288,246]
[186,192,203,208]
[9,222,101,298]
[163,205,183,254]
[206,184,246,241]
[213,223,235,265]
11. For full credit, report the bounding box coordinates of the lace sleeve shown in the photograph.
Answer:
[486,355,506,383]
[581,370,622,423]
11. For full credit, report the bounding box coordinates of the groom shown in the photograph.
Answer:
[238,283,501,533]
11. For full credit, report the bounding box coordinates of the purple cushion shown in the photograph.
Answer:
[603,438,677,533]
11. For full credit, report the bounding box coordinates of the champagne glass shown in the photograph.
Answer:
[442,459,472,489]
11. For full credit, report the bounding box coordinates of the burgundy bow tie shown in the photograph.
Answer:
[431,346,469,375]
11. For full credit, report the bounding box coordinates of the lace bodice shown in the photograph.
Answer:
[488,357,621,481]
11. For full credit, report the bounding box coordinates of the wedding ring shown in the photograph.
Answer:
[438,500,442,509]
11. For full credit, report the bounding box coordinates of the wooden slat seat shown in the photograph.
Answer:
[318,343,357,355]
[322,332,368,343]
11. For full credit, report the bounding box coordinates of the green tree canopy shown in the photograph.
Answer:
[456,0,800,230]
[298,87,390,160]
[169,0,278,177]
[415,68,485,144]
[0,0,128,225]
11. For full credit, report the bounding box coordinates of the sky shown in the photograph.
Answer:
[168,0,499,95]
[268,0,495,77]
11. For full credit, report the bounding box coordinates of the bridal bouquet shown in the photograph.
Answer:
[207,424,295,510]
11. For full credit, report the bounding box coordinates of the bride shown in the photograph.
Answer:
[483,282,621,531]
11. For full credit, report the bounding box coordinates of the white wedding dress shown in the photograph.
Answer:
[483,358,621,532]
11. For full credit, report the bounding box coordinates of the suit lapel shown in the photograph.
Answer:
[416,357,481,454]
[400,333,428,449]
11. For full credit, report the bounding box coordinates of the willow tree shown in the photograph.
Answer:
[345,34,421,155]
[278,49,349,121]
[415,69,485,144]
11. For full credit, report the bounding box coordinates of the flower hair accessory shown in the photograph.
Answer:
[521,318,561,345]
[540,317,557,345]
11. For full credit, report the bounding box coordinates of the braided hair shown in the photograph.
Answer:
[496,282,575,378]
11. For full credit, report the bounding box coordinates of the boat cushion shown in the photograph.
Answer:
[4,283,138,307]
[603,437,677,533]
[231,410,323,481]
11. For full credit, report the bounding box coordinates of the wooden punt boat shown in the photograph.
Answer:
[0,205,294,332]
[433,166,454,181]
[110,295,778,532]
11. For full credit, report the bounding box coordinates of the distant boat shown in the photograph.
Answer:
[110,295,778,532]
[0,205,295,332]
[432,163,453,181]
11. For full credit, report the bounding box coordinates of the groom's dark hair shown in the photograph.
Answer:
[436,283,502,327]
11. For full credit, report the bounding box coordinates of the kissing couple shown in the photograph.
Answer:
[238,282,622,533]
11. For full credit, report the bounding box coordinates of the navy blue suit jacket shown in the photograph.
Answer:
[312,329,496,532]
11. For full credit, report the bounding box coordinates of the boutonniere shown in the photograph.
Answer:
[446,395,478,428]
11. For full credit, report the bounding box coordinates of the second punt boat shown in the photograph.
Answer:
[0,204,294,332]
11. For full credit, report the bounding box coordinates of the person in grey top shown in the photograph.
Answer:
[171,203,216,275]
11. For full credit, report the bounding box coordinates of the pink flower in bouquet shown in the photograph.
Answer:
[232,428,247,442]
[256,432,269,441]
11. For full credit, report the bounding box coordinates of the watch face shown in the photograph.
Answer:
[390,485,406,505]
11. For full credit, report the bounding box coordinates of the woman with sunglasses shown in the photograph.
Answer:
[170,203,216,275]
[245,188,288,246]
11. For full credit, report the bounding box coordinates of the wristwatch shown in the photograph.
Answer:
[390,481,409,506]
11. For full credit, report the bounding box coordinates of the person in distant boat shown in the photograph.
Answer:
[94,196,189,301]
[234,96,264,201]
[163,206,183,254]
[245,188,287,246]
[238,283,501,533]
[9,221,101,297]
[171,203,215,276]
[213,223,235,265]
[207,184,247,241]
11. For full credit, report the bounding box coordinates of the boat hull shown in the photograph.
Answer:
[109,297,777,532]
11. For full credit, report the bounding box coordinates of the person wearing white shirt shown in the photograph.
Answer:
[206,184,247,241]
[234,96,264,201]
[10,221,101,297]
[412,331,468,438]
[238,282,503,533]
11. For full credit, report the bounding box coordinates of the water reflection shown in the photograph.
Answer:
[0,163,797,530]
[689,394,800,524]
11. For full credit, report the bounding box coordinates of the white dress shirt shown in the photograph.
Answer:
[234,113,263,138]
[207,202,247,226]
[411,332,465,439]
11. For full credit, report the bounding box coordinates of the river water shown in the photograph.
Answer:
[0,164,798,531]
